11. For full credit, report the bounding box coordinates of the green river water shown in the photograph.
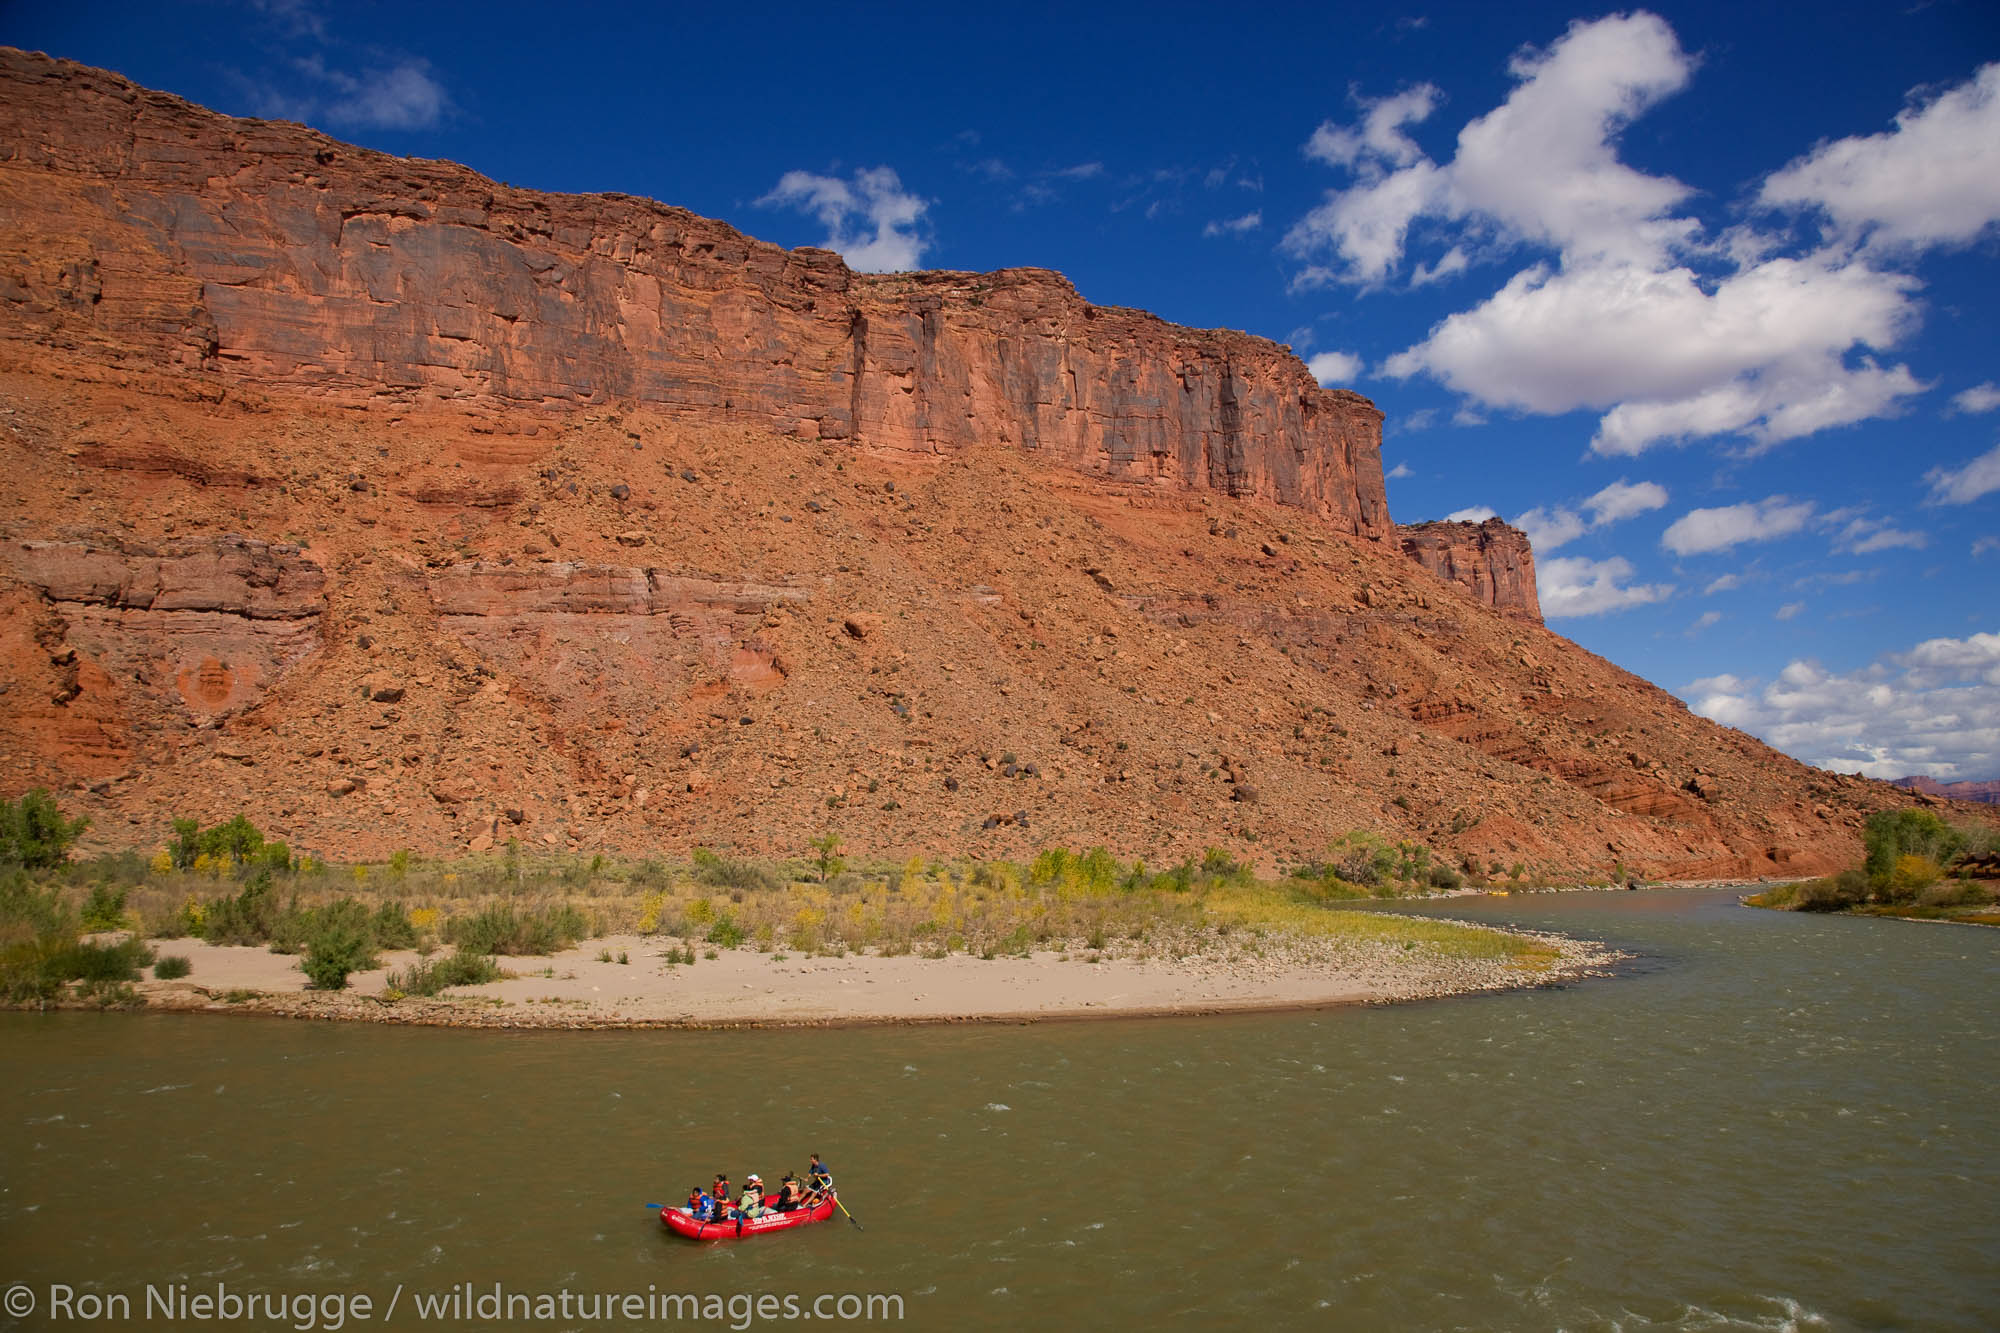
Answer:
[2,888,1996,1331]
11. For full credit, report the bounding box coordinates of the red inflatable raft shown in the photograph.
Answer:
[661,1195,838,1241]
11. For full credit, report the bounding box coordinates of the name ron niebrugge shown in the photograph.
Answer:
[11,1282,904,1327]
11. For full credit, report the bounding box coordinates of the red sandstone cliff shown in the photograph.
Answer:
[0,48,1388,538]
[0,50,1960,880]
[1398,519,1541,621]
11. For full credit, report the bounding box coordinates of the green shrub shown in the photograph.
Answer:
[445,901,590,955]
[1199,846,1251,886]
[168,814,286,874]
[1428,863,1464,890]
[62,935,153,983]
[0,789,89,870]
[153,954,192,981]
[266,899,314,954]
[1918,878,1996,908]
[1794,869,1869,913]
[704,913,748,949]
[385,948,502,996]
[1,922,152,1006]
[198,874,288,945]
[300,902,377,990]
[79,883,129,932]
[369,902,419,950]
[692,847,781,892]
[80,850,150,886]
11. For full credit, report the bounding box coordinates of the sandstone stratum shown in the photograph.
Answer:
[0,48,1944,879]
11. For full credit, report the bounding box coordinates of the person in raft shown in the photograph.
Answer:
[771,1174,803,1212]
[808,1155,831,1191]
[739,1174,767,1219]
[712,1174,732,1217]
[687,1186,717,1222]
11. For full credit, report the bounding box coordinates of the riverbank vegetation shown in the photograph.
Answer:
[1746,810,1999,924]
[0,798,1565,1006]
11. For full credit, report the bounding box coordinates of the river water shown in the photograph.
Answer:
[2,888,1995,1331]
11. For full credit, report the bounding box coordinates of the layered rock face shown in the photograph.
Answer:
[1399,519,1541,621]
[0,48,1389,538]
[427,564,809,619]
[0,538,324,775]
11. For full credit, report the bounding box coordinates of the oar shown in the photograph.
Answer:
[825,1179,863,1230]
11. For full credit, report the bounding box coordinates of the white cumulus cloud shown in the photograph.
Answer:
[1389,255,1925,456]
[1586,478,1670,525]
[251,54,451,131]
[1288,14,1976,456]
[1948,382,2000,415]
[1306,350,1364,386]
[759,167,930,273]
[1513,506,1589,552]
[1287,16,1693,280]
[1203,210,1263,238]
[1684,632,2000,778]
[1826,511,1927,554]
[1925,443,2000,505]
[1445,505,1497,523]
[1760,63,2000,250]
[1305,84,1442,172]
[1514,477,1669,552]
[1662,497,1816,556]
[1537,554,1674,618]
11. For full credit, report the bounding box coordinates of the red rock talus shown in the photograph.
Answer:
[0,48,1389,537]
[1399,519,1541,621]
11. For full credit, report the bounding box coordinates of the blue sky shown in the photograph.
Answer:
[8,1,1999,779]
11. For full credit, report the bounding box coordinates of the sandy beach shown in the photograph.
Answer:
[129,926,1626,1028]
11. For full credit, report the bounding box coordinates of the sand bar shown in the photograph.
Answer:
[128,928,1627,1029]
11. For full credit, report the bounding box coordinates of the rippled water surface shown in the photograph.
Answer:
[3,888,1996,1331]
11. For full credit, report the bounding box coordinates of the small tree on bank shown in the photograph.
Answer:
[810,833,845,884]
[0,789,88,870]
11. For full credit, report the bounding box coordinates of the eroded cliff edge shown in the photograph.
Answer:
[1399,520,1541,622]
[0,48,1390,539]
